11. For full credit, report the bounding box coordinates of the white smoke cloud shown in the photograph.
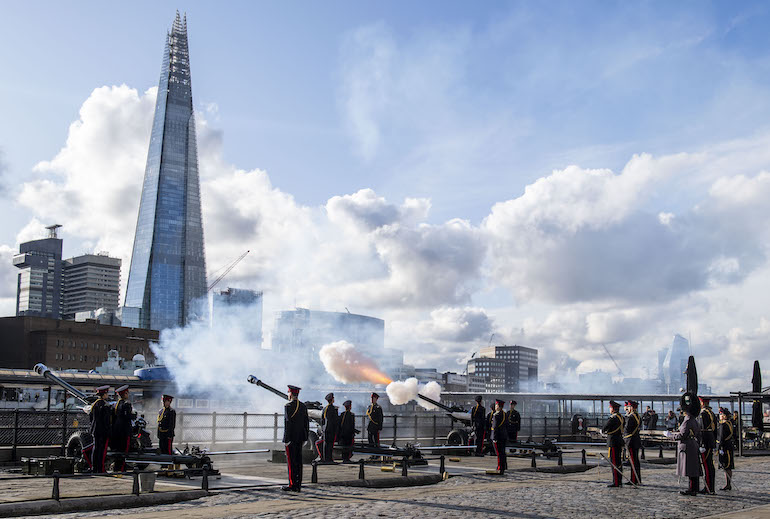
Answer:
[319,340,391,385]
[385,377,442,410]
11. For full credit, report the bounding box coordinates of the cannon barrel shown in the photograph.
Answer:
[246,375,289,401]
[417,393,471,424]
[33,363,95,406]
[417,393,454,413]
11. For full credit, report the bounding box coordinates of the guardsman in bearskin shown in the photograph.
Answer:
[470,395,486,456]
[508,400,521,442]
[89,385,112,473]
[366,392,383,447]
[111,385,134,472]
[338,400,356,463]
[490,399,508,474]
[624,400,642,485]
[672,392,702,496]
[283,385,309,492]
[157,394,176,455]
[316,392,338,462]
[698,397,717,494]
[717,407,735,491]
[602,400,624,487]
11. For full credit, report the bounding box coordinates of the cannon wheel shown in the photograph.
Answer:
[66,431,92,459]
[305,431,319,461]
[446,429,469,446]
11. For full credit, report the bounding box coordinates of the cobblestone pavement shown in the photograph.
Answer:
[32,456,770,519]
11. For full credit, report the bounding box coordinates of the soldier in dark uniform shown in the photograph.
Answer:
[698,397,717,494]
[366,392,383,447]
[602,400,624,487]
[283,385,310,492]
[507,400,521,443]
[470,395,486,456]
[717,407,735,491]
[89,385,112,473]
[111,385,134,472]
[624,400,642,485]
[338,400,356,463]
[157,394,176,455]
[485,404,495,454]
[316,392,338,462]
[490,399,508,474]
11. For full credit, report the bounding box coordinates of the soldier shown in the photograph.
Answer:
[602,400,624,487]
[366,392,383,447]
[624,400,642,485]
[338,400,356,463]
[716,407,734,491]
[89,385,112,473]
[470,395,486,456]
[485,403,495,454]
[672,392,702,496]
[698,397,717,494]
[111,385,134,472]
[490,399,508,474]
[157,394,176,455]
[507,400,521,443]
[283,385,310,492]
[316,392,338,462]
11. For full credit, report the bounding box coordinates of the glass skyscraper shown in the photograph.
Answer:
[124,13,207,331]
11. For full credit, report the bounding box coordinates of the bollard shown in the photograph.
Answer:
[659,445,663,458]
[311,461,318,483]
[558,451,563,466]
[439,455,445,475]
[132,468,140,496]
[641,446,645,460]
[581,449,586,465]
[358,459,365,480]
[531,451,537,468]
[401,456,408,477]
[202,468,209,491]
[51,470,60,501]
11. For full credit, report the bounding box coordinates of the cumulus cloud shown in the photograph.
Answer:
[416,306,493,343]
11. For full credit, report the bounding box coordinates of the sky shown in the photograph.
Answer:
[1,1,770,392]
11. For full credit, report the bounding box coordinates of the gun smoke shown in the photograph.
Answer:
[319,340,392,385]
[386,378,442,410]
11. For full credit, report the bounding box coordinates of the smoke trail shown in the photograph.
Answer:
[319,340,393,385]
[385,377,442,410]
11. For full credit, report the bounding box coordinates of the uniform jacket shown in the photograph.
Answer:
[321,404,339,438]
[673,414,702,477]
[338,410,356,441]
[624,411,642,449]
[698,407,717,450]
[507,409,521,435]
[90,398,112,438]
[490,409,508,442]
[112,398,134,437]
[602,412,625,448]
[157,407,176,437]
[717,419,734,451]
[366,403,383,432]
[470,403,486,430]
[283,399,310,445]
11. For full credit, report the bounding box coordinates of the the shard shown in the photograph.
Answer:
[123,12,207,331]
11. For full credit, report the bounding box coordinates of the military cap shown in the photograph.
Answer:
[162,394,174,401]
[699,396,710,405]
[95,385,110,394]
[625,400,638,408]
[325,392,334,402]
[287,385,301,394]
[495,399,505,406]
[718,407,730,416]
[510,400,517,406]
[474,395,482,403]
[343,400,352,408]
[609,400,621,409]
[116,385,129,393]
[371,392,380,399]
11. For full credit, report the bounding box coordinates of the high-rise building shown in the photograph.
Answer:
[209,287,263,346]
[62,253,121,317]
[479,344,539,392]
[13,225,64,319]
[662,334,690,393]
[124,12,207,331]
[466,357,506,392]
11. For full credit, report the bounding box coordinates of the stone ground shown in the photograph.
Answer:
[6,449,770,519]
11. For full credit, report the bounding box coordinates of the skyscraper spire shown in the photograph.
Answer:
[123,14,207,331]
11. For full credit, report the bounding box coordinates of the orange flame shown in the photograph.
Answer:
[359,366,393,385]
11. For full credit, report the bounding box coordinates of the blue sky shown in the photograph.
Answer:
[1,2,770,389]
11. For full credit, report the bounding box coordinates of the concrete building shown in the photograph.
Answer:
[479,344,539,392]
[62,253,121,317]
[414,368,441,384]
[661,334,690,393]
[467,357,507,392]
[209,287,263,346]
[13,225,63,319]
[467,375,486,393]
[442,372,468,392]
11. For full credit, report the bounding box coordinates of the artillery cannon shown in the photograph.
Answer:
[416,393,474,445]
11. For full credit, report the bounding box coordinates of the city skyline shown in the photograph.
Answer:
[0,3,769,392]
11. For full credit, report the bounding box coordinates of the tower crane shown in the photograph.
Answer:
[207,250,250,292]
[601,343,625,378]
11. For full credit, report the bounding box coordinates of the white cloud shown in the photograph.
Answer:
[416,306,493,343]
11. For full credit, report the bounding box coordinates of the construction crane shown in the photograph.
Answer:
[207,250,250,292]
[601,343,625,378]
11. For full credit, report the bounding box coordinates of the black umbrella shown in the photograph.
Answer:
[685,356,698,395]
[752,360,763,430]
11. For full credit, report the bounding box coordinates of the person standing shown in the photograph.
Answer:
[698,397,717,494]
[111,385,133,472]
[338,400,356,463]
[650,409,659,430]
[672,392,702,496]
[317,393,338,462]
[602,400,624,487]
[283,385,309,492]
[485,404,495,454]
[470,396,486,456]
[642,406,652,430]
[665,410,678,431]
[490,399,508,474]
[366,392,383,447]
[89,385,112,473]
[157,394,176,455]
[717,407,735,491]
[624,400,642,485]
[507,400,521,442]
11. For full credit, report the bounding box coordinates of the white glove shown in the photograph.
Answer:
[699,447,706,453]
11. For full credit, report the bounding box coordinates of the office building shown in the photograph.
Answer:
[661,334,690,393]
[13,225,63,319]
[479,344,539,392]
[466,357,506,392]
[62,253,121,317]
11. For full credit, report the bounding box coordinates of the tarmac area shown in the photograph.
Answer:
[4,448,770,519]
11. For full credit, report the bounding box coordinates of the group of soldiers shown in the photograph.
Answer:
[468,396,521,474]
[86,385,176,473]
[601,396,735,494]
